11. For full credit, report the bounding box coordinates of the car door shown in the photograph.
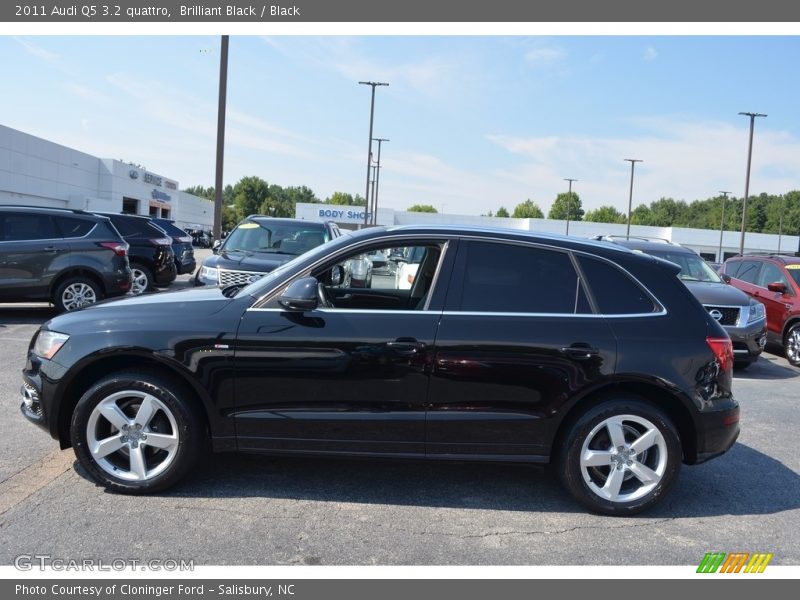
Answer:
[0,211,66,301]
[755,261,795,338]
[233,237,457,455]
[426,239,617,459]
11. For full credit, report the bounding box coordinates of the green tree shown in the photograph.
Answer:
[629,204,652,225]
[231,176,271,218]
[496,206,510,218]
[327,192,355,205]
[585,205,627,224]
[407,204,438,213]
[548,192,583,221]
[512,199,544,219]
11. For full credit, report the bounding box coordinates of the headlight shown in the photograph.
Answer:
[199,265,219,283]
[33,330,70,360]
[748,300,766,323]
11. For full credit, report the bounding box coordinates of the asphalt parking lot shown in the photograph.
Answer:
[0,262,798,566]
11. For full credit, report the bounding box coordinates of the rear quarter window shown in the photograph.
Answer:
[55,216,95,238]
[577,256,657,315]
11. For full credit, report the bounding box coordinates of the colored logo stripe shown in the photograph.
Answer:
[697,552,773,573]
[744,553,773,573]
[697,552,726,573]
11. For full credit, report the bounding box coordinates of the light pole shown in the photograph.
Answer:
[563,178,577,235]
[359,81,389,227]
[372,138,389,225]
[718,191,731,262]
[778,195,785,254]
[624,159,643,237]
[213,35,229,242]
[738,112,767,255]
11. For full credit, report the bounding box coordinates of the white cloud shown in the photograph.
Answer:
[485,117,800,214]
[644,46,658,61]
[14,37,59,63]
[525,47,565,66]
[64,82,108,103]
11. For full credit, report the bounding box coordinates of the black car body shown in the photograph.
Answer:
[152,218,196,275]
[21,225,739,515]
[195,216,341,287]
[95,213,177,295]
[595,236,767,368]
[0,205,131,312]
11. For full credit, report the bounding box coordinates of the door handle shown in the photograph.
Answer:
[42,246,64,253]
[561,343,599,360]
[386,338,426,356]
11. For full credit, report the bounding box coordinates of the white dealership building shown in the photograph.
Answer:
[0,125,213,231]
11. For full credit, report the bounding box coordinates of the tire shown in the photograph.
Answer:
[129,263,153,295]
[785,323,800,367]
[53,276,103,313]
[70,370,204,494]
[558,398,681,516]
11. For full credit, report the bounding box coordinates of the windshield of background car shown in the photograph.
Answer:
[644,250,722,283]
[222,222,329,255]
[784,264,800,287]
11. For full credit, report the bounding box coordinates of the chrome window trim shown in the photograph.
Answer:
[245,307,668,318]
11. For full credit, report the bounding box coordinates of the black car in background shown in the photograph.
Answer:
[152,218,196,275]
[595,236,767,369]
[21,225,739,515]
[195,216,341,287]
[95,213,177,295]
[0,205,131,312]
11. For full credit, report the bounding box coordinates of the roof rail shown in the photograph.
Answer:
[742,251,800,259]
[0,204,91,215]
[592,234,674,244]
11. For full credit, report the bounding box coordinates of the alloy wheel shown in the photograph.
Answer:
[130,268,149,295]
[786,327,800,365]
[579,414,668,503]
[61,282,97,311]
[85,390,179,482]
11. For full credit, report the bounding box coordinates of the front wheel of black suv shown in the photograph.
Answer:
[785,323,800,367]
[70,370,204,494]
[558,398,681,516]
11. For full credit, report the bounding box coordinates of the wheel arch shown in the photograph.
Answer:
[50,268,106,299]
[551,379,698,465]
[55,351,213,449]
[782,315,800,342]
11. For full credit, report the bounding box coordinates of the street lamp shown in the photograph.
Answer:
[563,178,577,235]
[359,81,389,227]
[718,191,731,262]
[213,35,229,242]
[372,138,389,225]
[624,159,643,237]
[738,111,767,255]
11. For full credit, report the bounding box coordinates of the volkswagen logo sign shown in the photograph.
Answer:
[709,309,723,321]
[129,169,139,179]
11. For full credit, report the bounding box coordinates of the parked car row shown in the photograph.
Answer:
[0,205,196,311]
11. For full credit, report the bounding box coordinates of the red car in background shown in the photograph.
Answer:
[721,254,800,367]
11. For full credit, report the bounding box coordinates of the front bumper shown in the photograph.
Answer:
[726,319,767,363]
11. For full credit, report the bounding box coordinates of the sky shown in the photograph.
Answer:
[2,35,800,216]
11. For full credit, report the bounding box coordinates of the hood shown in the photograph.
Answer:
[684,280,751,306]
[43,286,234,334]
[203,249,294,273]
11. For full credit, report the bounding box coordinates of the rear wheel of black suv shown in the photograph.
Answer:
[53,276,102,313]
[70,370,204,494]
[785,323,800,367]
[130,263,153,295]
[558,398,681,516]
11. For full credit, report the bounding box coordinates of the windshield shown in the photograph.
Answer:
[647,250,722,283]
[787,265,800,287]
[222,221,329,255]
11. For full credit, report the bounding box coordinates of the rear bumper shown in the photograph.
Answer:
[692,399,740,465]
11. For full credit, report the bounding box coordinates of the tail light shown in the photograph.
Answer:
[149,237,173,246]
[99,242,128,256]
[706,336,733,372]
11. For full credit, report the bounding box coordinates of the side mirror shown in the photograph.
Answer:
[212,239,222,254]
[278,277,319,311]
[721,273,732,284]
[767,281,787,294]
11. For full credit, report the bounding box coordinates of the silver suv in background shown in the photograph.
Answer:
[595,236,767,369]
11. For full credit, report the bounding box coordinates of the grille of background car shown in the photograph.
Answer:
[703,305,740,326]
[219,269,267,286]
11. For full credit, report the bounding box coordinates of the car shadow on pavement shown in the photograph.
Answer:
[76,441,799,518]
[734,353,799,380]
[0,306,56,325]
